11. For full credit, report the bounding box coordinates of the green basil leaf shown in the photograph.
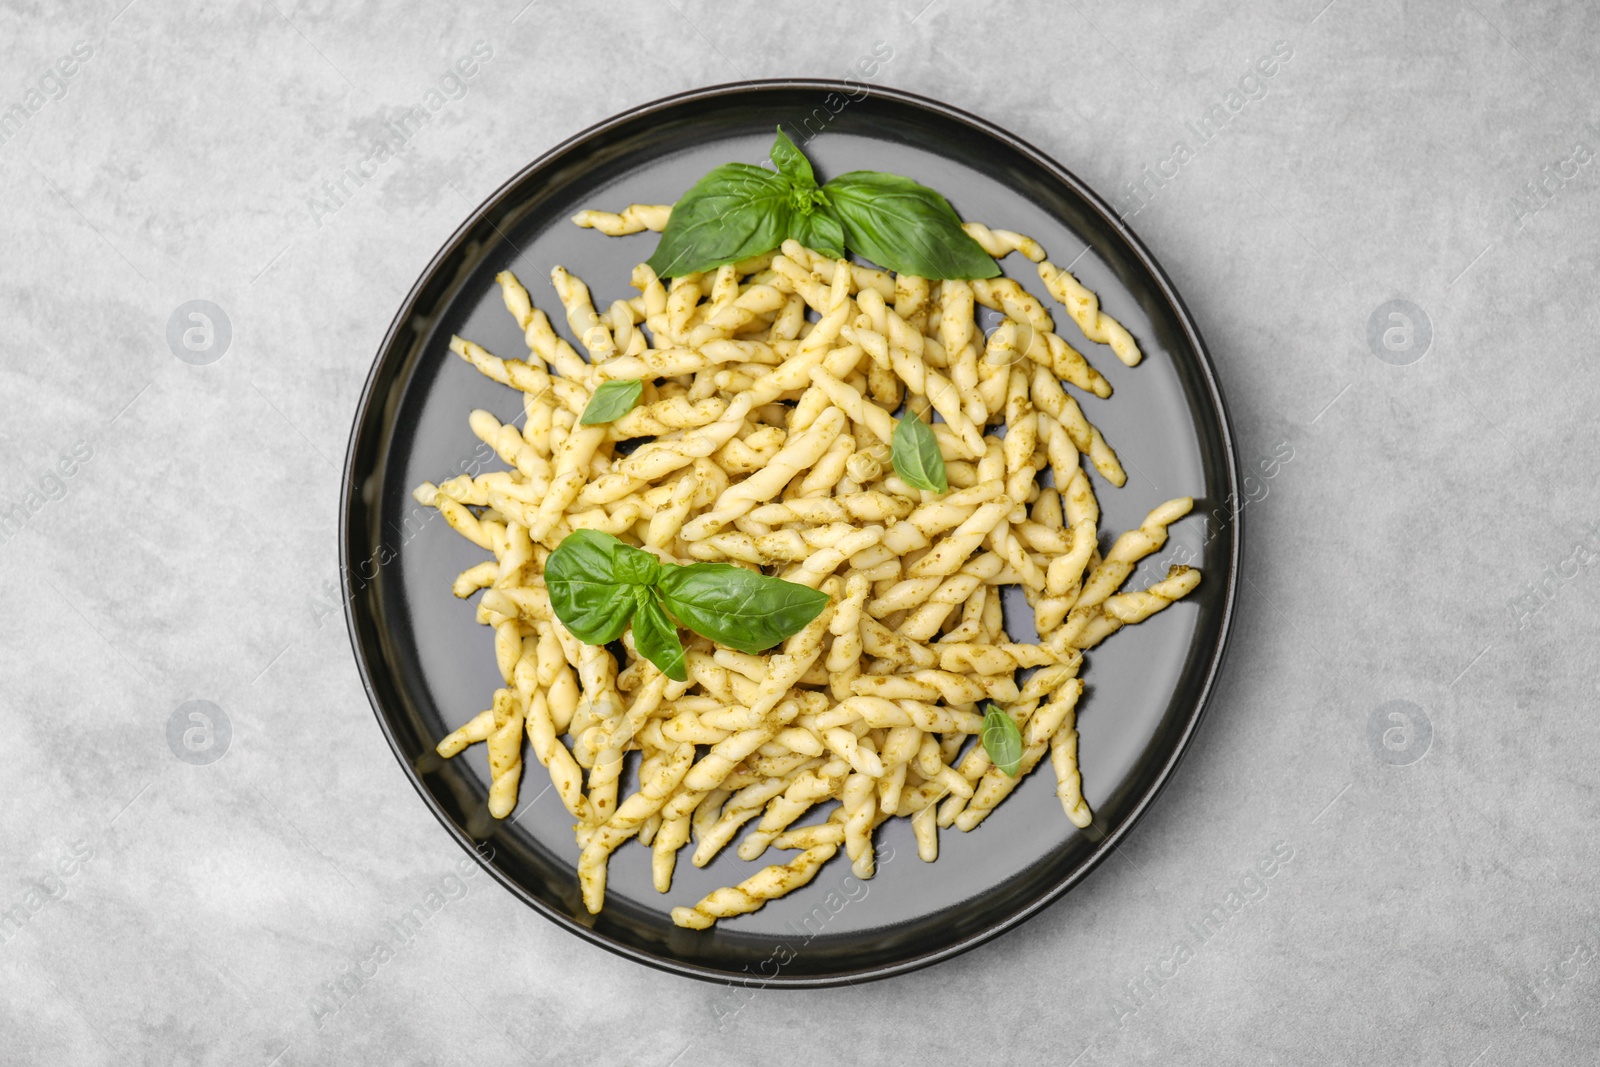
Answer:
[545,529,636,644]
[657,563,829,654]
[631,587,687,681]
[769,126,815,187]
[789,204,846,260]
[981,702,1024,778]
[820,170,1001,280]
[580,379,643,425]
[611,542,662,586]
[891,414,947,493]
[645,163,795,277]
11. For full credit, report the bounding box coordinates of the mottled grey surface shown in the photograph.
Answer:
[1,0,1597,1063]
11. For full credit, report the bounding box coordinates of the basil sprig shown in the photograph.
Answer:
[646,127,999,281]
[545,529,829,681]
[580,379,642,425]
[981,702,1024,778]
[891,413,947,493]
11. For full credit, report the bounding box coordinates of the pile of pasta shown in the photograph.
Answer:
[416,206,1199,928]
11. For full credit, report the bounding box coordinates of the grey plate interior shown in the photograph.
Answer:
[340,80,1240,986]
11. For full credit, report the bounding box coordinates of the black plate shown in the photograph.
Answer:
[340,80,1240,986]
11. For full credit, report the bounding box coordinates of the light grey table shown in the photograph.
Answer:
[2,1,1595,1063]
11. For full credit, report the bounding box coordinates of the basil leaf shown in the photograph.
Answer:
[657,563,829,654]
[631,587,687,682]
[891,414,947,493]
[820,171,1000,280]
[580,379,643,425]
[545,529,636,644]
[645,163,794,278]
[789,204,846,260]
[981,702,1024,778]
[769,126,815,187]
[611,542,662,586]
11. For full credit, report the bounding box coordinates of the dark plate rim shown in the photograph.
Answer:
[340,77,1242,988]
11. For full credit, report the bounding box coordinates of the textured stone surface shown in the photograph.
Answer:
[1,0,1597,1063]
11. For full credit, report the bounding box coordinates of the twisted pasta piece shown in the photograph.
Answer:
[1038,260,1142,367]
[826,573,869,701]
[984,320,1112,400]
[822,727,883,777]
[806,367,896,446]
[517,668,587,819]
[1037,518,1097,633]
[609,395,728,440]
[961,221,1047,262]
[971,276,1053,333]
[692,758,822,868]
[657,710,801,826]
[841,771,879,878]
[571,203,671,234]
[953,739,1050,832]
[551,265,616,361]
[1034,368,1125,487]
[526,425,607,543]
[652,815,691,892]
[670,844,838,929]
[950,677,1080,832]
[783,242,895,298]
[907,501,1012,578]
[452,560,498,599]
[875,725,923,817]
[935,642,1059,675]
[483,697,528,825]
[681,407,846,540]
[578,742,695,913]
[436,707,494,758]
[450,334,552,400]
[1051,709,1092,828]
[850,293,985,457]
[736,758,851,859]
[912,802,939,861]
[1102,567,1203,625]
[1074,497,1194,610]
[1052,566,1202,652]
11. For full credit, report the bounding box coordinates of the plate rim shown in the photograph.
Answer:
[339,77,1243,987]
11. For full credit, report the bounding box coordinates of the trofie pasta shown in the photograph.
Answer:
[417,184,1199,927]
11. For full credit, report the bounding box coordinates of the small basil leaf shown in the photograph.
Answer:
[769,126,815,187]
[657,563,829,654]
[789,203,846,260]
[580,379,643,425]
[891,414,948,493]
[981,702,1024,778]
[611,542,662,587]
[646,162,795,277]
[821,170,1001,280]
[545,529,636,644]
[632,587,687,682]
